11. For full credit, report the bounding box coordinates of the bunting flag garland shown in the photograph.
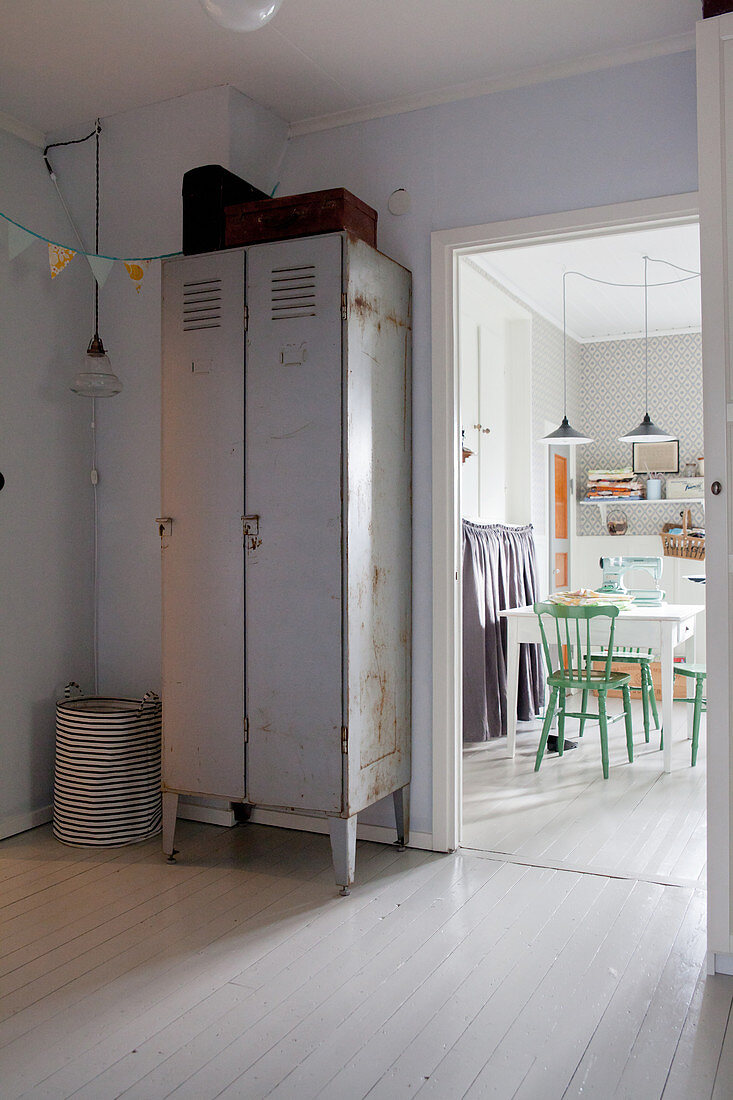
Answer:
[87,254,115,288]
[8,223,35,260]
[2,209,179,287]
[124,259,150,294]
[49,243,76,278]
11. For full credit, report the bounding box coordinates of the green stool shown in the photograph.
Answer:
[673,662,706,767]
[588,647,661,744]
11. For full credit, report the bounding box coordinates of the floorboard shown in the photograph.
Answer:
[463,700,706,884]
[0,819,729,1100]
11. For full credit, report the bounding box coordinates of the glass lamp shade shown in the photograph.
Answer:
[618,412,672,444]
[539,416,592,446]
[200,0,283,30]
[70,335,122,398]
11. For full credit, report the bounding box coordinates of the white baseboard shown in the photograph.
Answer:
[176,804,236,828]
[0,804,53,840]
[248,806,434,851]
[713,952,733,976]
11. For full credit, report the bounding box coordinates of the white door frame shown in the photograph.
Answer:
[430,194,709,857]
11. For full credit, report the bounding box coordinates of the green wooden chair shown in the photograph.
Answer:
[587,646,661,744]
[534,601,635,780]
[673,662,706,766]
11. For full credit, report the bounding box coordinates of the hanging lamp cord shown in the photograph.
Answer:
[94,120,100,337]
[562,270,568,418]
[643,255,649,416]
[559,256,699,427]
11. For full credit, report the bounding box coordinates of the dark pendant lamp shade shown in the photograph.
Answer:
[541,416,593,445]
[540,270,592,446]
[618,412,673,444]
[619,256,671,444]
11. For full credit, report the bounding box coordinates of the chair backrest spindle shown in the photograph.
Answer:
[533,600,622,684]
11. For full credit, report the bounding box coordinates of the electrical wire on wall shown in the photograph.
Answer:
[45,119,121,695]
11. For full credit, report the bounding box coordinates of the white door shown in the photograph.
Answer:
[244,235,344,814]
[697,14,733,969]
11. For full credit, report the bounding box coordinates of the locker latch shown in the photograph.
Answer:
[242,514,261,550]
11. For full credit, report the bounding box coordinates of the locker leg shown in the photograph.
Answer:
[162,792,179,861]
[327,814,357,896]
[393,784,410,851]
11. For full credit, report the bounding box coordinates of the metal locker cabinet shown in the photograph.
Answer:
[159,232,412,893]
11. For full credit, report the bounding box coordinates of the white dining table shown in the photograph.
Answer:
[498,603,705,773]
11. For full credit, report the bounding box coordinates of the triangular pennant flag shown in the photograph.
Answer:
[124,259,149,294]
[49,243,76,278]
[87,253,115,288]
[8,222,35,261]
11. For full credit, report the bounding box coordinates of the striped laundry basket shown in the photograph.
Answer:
[54,686,162,846]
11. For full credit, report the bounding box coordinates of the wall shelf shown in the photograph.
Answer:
[579,497,705,526]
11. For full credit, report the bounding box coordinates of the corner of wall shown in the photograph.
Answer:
[226,87,289,197]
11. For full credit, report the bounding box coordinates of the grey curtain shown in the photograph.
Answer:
[463,521,544,741]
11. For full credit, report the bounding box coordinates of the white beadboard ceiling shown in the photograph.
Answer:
[471,222,701,342]
[0,0,700,139]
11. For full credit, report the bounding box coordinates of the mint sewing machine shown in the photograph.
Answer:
[598,556,665,606]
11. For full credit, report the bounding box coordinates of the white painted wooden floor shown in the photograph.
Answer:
[0,815,731,1099]
[463,700,707,887]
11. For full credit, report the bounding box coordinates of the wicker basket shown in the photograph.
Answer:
[661,509,705,561]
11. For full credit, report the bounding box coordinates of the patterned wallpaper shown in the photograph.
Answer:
[530,313,582,538]
[577,333,703,536]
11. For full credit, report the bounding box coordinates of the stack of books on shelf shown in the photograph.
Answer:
[585,468,645,500]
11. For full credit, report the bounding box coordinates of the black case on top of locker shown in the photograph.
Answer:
[182,165,269,255]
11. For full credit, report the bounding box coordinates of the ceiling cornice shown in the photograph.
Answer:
[288,30,696,137]
[0,110,45,149]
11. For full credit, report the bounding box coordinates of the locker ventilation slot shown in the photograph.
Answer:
[183,279,222,331]
[271,265,316,320]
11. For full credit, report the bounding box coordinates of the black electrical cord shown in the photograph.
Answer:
[94,121,100,337]
[43,122,100,180]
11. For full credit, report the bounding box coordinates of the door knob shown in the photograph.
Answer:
[711,481,722,495]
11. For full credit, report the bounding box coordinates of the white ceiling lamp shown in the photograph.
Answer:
[618,256,672,444]
[540,270,592,446]
[200,0,283,31]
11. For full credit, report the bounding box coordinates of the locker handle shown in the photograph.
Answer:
[242,514,262,551]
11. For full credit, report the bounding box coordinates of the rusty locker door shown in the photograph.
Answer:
[160,249,246,800]
[244,235,344,813]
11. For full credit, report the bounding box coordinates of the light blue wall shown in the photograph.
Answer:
[0,131,95,833]
[278,50,699,834]
[0,51,699,838]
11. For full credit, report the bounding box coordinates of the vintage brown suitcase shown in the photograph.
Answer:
[225,188,377,249]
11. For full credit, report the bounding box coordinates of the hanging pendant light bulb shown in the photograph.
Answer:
[200,0,283,31]
[619,256,671,444]
[69,121,122,400]
[540,270,592,445]
[71,332,122,398]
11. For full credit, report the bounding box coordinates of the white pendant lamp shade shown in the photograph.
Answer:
[200,0,283,30]
[71,333,122,398]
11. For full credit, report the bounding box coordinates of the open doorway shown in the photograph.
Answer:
[441,201,707,888]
